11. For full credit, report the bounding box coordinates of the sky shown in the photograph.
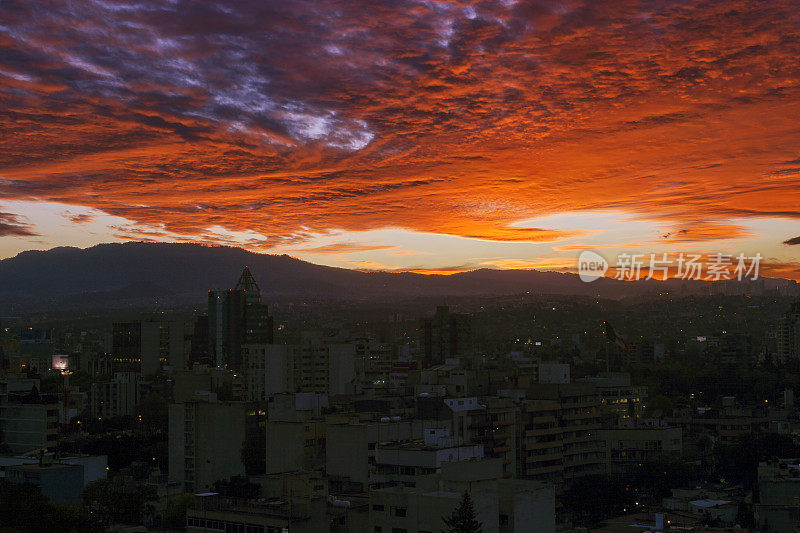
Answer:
[0,0,799,279]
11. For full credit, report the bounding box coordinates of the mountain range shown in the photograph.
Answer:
[0,242,785,313]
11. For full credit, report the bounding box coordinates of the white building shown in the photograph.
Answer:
[369,459,556,533]
[243,339,356,400]
[168,392,246,492]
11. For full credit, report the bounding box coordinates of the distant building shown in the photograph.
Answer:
[777,302,800,363]
[666,403,770,444]
[172,366,243,403]
[326,415,425,492]
[412,358,494,397]
[598,425,682,475]
[17,328,54,359]
[0,453,107,487]
[6,462,84,504]
[208,266,273,370]
[264,393,329,475]
[509,383,605,482]
[369,459,556,533]
[293,332,356,396]
[168,392,246,492]
[451,397,518,479]
[110,321,142,372]
[755,458,800,531]
[538,363,570,384]
[187,488,328,533]
[423,306,473,364]
[372,436,483,489]
[242,344,293,400]
[242,332,356,400]
[89,371,141,419]
[188,314,210,366]
[578,373,647,424]
[265,418,326,475]
[515,398,564,484]
[110,315,186,374]
[0,377,59,454]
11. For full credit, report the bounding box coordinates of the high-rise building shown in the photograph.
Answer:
[446,397,518,479]
[0,377,59,454]
[518,383,605,482]
[422,305,473,364]
[208,266,273,369]
[110,315,186,374]
[517,399,564,484]
[777,302,800,363]
[89,372,141,419]
[110,321,142,372]
[242,330,356,400]
[598,425,682,475]
[168,392,246,493]
[189,314,210,366]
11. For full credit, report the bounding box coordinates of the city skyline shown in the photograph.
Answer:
[1,0,799,279]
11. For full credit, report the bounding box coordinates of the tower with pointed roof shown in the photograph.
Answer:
[235,266,261,301]
[208,266,273,369]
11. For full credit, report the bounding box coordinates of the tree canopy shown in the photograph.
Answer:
[442,490,483,533]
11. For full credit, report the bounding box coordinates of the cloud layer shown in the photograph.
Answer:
[1,0,799,274]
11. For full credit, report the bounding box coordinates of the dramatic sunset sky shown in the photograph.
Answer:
[1,0,799,278]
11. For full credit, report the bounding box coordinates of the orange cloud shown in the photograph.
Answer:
[657,221,753,242]
[63,212,95,225]
[293,241,396,255]
[480,258,576,270]
[346,260,390,270]
[404,268,469,276]
[1,0,799,274]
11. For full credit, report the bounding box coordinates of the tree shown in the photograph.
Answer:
[163,494,195,530]
[0,479,102,532]
[83,478,158,524]
[442,490,483,533]
[135,392,168,438]
[559,475,633,525]
[212,476,260,499]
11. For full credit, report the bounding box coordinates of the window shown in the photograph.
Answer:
[374,527,382,532]
[500,514,509,525]
[372,504,385,511]
[394,507,407,517]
